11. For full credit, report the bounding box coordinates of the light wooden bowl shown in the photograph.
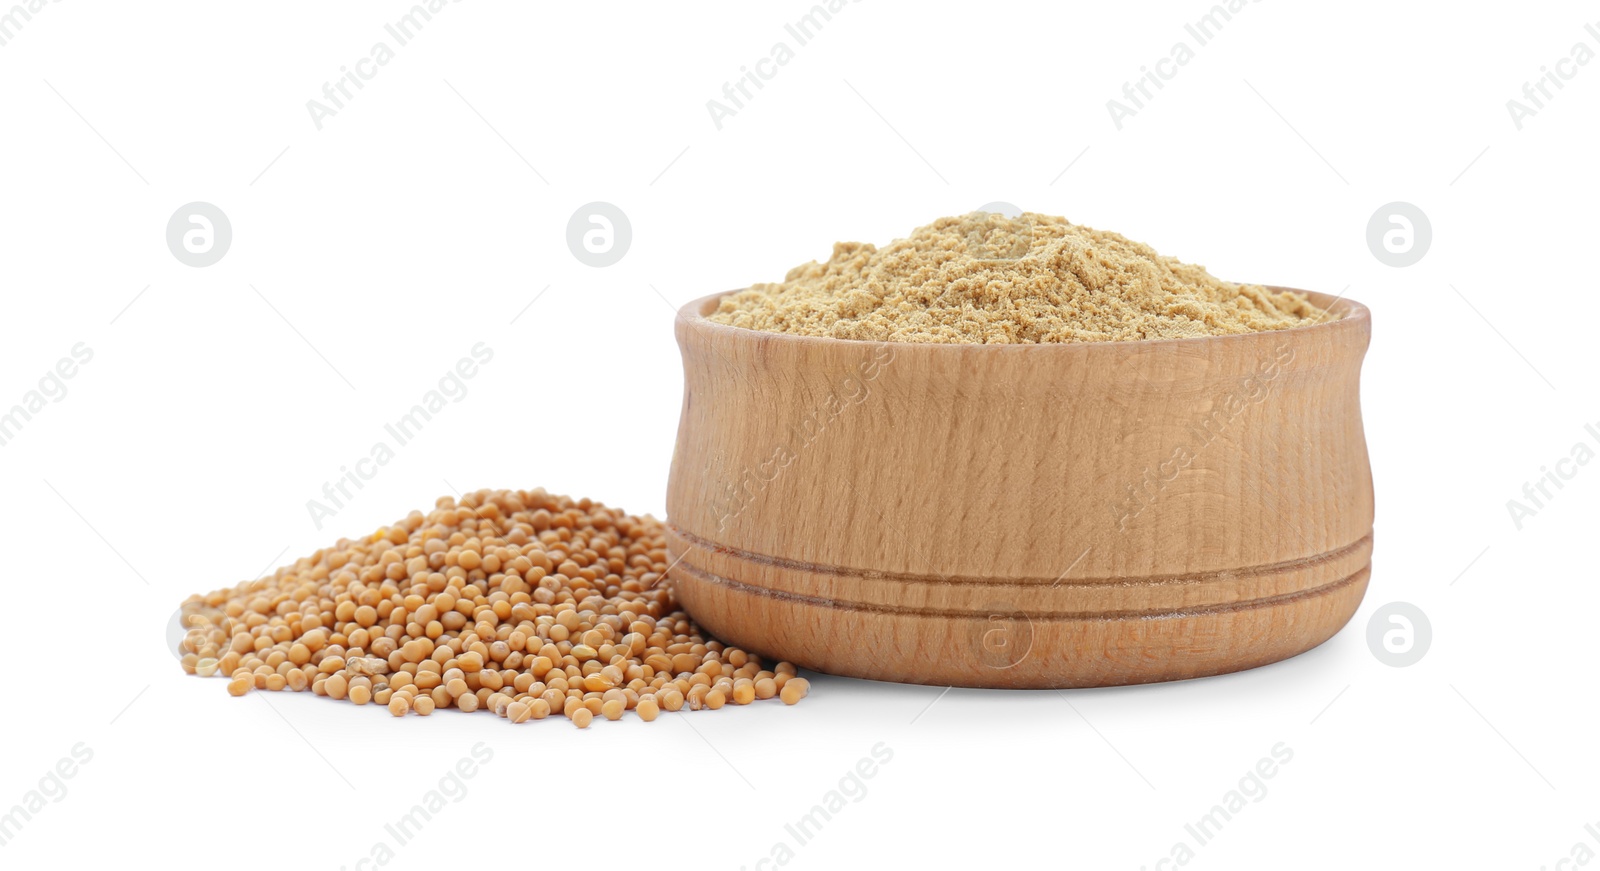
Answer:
[665,289,1372,688]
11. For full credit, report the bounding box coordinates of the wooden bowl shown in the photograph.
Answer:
[665,289,1372,688]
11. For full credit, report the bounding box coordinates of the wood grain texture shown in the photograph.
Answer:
[665,289,1373,688]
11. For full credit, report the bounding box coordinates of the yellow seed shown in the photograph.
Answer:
[172,489,814,726]
[780,677,810,705]
[571,707,593,729]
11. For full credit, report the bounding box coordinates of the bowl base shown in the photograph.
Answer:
[667,527,1371,689]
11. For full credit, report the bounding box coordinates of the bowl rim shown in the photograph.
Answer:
[676,286,1368,353]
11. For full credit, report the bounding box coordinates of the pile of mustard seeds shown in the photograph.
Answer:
[707,212,1329,343]
[174,489,808,727]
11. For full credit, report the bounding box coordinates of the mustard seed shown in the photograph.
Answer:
[173,488,808,726]
[779,678,810,705]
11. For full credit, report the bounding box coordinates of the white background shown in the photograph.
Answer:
[2,2,1596,868]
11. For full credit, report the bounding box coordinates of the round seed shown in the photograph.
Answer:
[779,677,810,705]
[172,489,808,726]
